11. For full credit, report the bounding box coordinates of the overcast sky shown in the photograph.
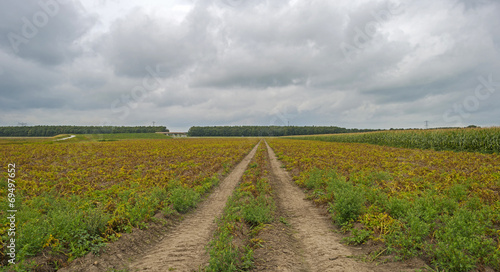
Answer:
[1,0,499,131]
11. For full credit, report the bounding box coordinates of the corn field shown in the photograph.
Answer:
[295,127,500,153]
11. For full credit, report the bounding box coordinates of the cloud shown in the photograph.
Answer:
[0,0,97,65]
[95,4,217,78]
[0,0,499,130]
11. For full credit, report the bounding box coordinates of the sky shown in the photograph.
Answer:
[1,0,499,132]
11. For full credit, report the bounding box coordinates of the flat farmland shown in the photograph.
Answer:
[0,138,258,269]
[268,138,500,271]
[1,134,499,272]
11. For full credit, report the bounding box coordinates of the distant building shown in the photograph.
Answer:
[156,132,187,137]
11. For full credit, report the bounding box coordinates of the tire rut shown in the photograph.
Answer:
[265,140,373,272]
[250,145,309,272]
[128,141,261,272]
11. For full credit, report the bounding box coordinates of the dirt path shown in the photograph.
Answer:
[128,141,261,272]
[54,135,76,141]
[264,140,374,272]
[250,145,309,272]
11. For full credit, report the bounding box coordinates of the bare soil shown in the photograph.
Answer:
[250,219,309,272]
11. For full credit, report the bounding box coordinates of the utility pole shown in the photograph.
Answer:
[152,121,155,127]
[18,122,27,126]
[424,121,429,129]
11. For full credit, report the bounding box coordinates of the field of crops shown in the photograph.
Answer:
[2,130,499,271]
[294,127,500,153]
[0,138,258,269]
[267,138,500,271]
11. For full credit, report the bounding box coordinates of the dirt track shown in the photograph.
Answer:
[264,141,373,272]
[128,141,261,271]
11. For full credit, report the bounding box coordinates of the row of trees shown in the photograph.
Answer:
[187,126,378,137]
[0,126,168,137]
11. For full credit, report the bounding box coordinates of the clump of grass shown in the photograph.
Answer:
[169,186,201,213]
[343,228,372,245]
[242,195,274,227]
[326,173,365,225]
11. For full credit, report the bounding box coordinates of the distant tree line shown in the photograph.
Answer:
[0,126,168,137]
[187,126,379,137]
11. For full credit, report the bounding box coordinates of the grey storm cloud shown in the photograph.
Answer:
[97,10,193,78]
[0,0,96,111]
[0,0,499,130]
[1,0,96,65]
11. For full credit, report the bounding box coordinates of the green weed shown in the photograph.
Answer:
[432,207,499,271]
[169,186,201,213]
[325,172,365,225]
[343,228,372,245]
[279,216,291,226]
[242,196,274,226]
